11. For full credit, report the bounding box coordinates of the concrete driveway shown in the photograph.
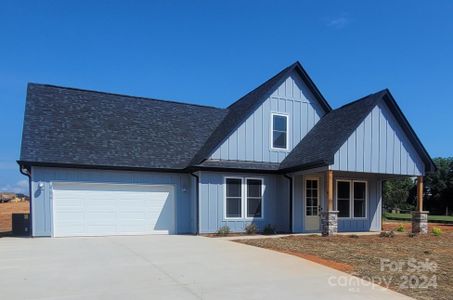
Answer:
[0,235,411,300]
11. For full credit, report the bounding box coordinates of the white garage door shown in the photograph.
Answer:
[52,182,175,237]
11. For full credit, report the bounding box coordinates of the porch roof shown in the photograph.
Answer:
[280,90,435,175]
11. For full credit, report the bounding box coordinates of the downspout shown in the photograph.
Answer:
[19,164,32,237]
[283,174,293,233]
[190,172,200,235]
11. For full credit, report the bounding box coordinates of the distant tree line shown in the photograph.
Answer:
[383,157,453,215]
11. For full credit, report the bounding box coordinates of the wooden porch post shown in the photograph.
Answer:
[417,176,423,212]
[327,170,334,211]
[321,170,338,236]
[412,175,428,234]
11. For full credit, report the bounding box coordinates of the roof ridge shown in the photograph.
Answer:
[333,89,388,111]
[28,82,225,111]
[226,62,297,109]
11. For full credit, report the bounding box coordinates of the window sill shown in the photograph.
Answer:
[270,147,290,152]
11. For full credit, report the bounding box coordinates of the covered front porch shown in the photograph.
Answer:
[290,168,427,235]
[279,90,435,235]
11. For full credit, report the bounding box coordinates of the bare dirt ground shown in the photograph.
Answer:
[237,231,453,300]
[0,201,29,233]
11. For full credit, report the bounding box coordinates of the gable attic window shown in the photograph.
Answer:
[271,113,288,150]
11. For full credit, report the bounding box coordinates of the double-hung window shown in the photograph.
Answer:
[271,113,288,150]
[246,179,263,218]
[337,181,351,218]
[225,177,263,219]
[225,178,242,218]
[353,182,366,218]
[336,180,367,219]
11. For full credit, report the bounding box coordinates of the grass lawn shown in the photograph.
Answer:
[384,212,453,223]
[237,231,453,300]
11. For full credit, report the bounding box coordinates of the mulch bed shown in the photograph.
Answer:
[236,232,453,300]
[383,221,453,233]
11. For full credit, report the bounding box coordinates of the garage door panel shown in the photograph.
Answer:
[85,199,117,209]
[52,183,175,237]
[54,221,84,233]
[86,212,116,223]
[86,225,117,234]
[118,199,147,211]
[54,211,84,221]
[54,198,83,208]
[117,211,146,219]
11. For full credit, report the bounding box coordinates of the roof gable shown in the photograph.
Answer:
[207,70,325,163]
[331,100,425,175]
[280,90,435,173]
[190,61,331,165]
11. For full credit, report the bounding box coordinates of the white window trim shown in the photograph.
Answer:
[223,176,265,220]
[304,177,319,217]
[335,179,368,219]
[245,177,264,220]
[352,180,368,219]
[224,177,244,220]
[270,112,290,151]
[336,180,351,219]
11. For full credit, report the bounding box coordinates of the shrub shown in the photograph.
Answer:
[263,224,276,235]
[396,224,405,232]
[245,224,257,235]
[216,225,230,236]
[432,227,442,236]
[380,231,395,238]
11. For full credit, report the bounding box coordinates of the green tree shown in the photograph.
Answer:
[382,157,453,215]
[383,177,415,211]
[424,157,453,215]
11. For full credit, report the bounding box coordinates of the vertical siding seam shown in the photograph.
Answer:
[236,124,239,161]
[370,112,373,172]
[392,130,395,174]
[207,180,210,231]
[385,116,388,173]
[262,104,265,161]
[252,111,255,161]
[377,107,380,172]
[363,121,366,171]
[398,135,401,175]
[346,139,349,171]
[355,130,358,171]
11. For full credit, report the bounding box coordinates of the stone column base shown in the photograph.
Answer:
[321,211,339,236]
[412,211,429,234]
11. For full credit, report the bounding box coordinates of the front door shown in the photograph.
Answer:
[304,178,320,231]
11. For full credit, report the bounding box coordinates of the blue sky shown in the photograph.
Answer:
[1,1,452,194]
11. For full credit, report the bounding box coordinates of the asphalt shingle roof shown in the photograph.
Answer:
[20,84,227,169]
[280,89,435,172]
[19,63,434,173]
[196,160,280,171]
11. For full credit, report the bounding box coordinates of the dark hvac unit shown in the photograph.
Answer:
[12,213,30,236]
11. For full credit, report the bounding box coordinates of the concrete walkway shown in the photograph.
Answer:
[0,235,411,300]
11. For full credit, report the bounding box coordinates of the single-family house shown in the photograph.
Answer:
[18,62,435,237]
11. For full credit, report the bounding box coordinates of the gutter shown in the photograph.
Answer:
[18,164,32,237]
[283,174,293,233]
[190,172,200,235]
